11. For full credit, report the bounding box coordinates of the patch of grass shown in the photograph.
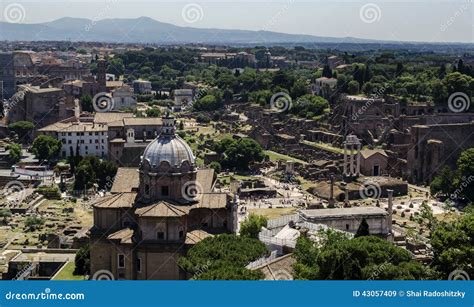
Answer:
[248,207,297,219]
[264,150,307,164]
[53,262,84,280]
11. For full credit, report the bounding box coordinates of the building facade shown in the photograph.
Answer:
[0,52,15,100]
[111,85,137,110]
[38,121,109,158]
[90,115,234,280]
[133,80,152,94]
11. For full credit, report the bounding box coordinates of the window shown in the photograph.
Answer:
[179,230,184,239]
[118,254,125,268]
[145,184,150,195]
[157,231,165,240]
[136,258,142,273]
[161,186,169,196]
[345,224,349,230]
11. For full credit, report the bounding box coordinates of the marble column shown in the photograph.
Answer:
[387,189,394,235]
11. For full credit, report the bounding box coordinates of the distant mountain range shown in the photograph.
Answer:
[0,16,396,45]
[1,17,472,47]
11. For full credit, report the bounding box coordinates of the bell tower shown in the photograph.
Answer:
[97,58,107,92]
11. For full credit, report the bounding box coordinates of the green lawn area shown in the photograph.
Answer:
[249,207,297,219]
[264,150,308,165]
[53,262,84,280]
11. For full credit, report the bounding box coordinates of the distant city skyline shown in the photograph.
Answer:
[0,0,472,43]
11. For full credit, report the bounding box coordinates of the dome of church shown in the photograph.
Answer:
[141,114,195,170]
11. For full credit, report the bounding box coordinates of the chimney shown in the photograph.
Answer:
[387,189,394,235]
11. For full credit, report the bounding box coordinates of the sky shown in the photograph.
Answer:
[0,0,472,43]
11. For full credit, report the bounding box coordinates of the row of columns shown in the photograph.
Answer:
[343,135,361,177]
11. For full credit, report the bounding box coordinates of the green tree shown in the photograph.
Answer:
[9,121,34,140]
[73,156,117,190]
[347,80,360,95]
[107,58,125,76]
[452,148,474,200]
[196,114,211,124]
[208,161,221,174]
[444,72,474,96]
[220,138,265,170]
[7,143,22,163]
[395,63,404,76]
[80,95,93,112]
[355,218,370,237]
[74,162,96,190]
[292,95,329,119]
[417,202,436,232]
[290,79,309,98]
[24,216,45,231]
[36,185,61,200]
[322,64,332,78]
[145,108,161,117]
[293,235,430,280]
[240,214,267,239]
[0,209,12,224]
[431,80,448,105]
[178,234,267,280]
[193,94,223,111]
[431,210,473,279]
[249,90,273,106]
[74,245,90,275]
[31,135,62,161]
[430,166,454,195]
